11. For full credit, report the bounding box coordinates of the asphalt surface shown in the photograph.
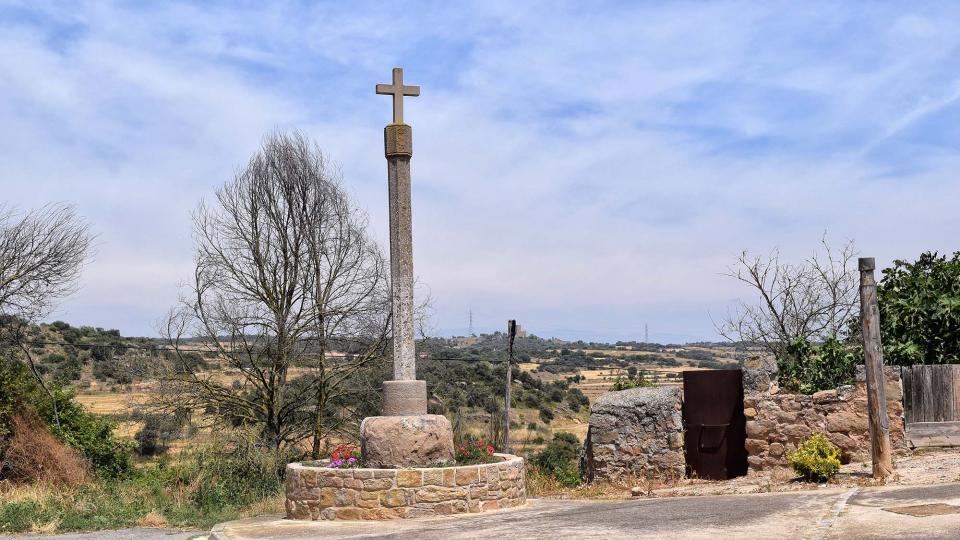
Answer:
[827,483,960,540]
[5,483,960,540]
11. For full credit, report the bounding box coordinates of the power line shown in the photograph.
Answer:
[17,339,508,363]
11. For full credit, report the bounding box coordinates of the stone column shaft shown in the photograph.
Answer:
[385,124,416,381]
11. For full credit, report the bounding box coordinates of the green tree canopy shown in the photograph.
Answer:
[878,251,960,365]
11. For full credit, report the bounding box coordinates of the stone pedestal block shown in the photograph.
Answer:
[382,380,427,416]
[361,414,454,468]
[384,123,412,157]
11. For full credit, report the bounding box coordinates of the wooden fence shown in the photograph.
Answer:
[901,365,960,447]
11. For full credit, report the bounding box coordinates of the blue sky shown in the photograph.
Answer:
[2,2,960,342]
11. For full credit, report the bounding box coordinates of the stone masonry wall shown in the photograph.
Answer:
[285,454,525,520]
[745,366,905,471]
[584,386,685,482]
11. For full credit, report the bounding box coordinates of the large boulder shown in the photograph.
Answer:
[360,414,454,468]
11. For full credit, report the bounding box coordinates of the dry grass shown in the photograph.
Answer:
[136,510,170,528]
[0,482,57,504]
[526,470,641,500]
[2,410,91,487]
[237,493,286,517]
[29,520,59,534]
[74,392,149,414]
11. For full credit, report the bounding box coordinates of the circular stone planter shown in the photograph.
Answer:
[285,453,526,520]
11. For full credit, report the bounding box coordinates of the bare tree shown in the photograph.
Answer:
[154,132,391,451]
[716,237,859,370]
[0,203,92,430]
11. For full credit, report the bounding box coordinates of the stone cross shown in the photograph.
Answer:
[360,67,454,468]
[376,67,423,413]
[376,67,420,124]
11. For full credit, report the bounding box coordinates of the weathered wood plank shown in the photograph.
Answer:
[906,421,960,448]
[954,365,960,421]
[921,365,933,421]
[939,365,955,421]
[903,365,960,423]
[903,367,916,424]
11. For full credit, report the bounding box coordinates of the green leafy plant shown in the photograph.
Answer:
[789,433,841,482]
[532,432,582,487]
[135,414,183,456]
[611,374,653,391]
[0,367,132,479]
[877,252,960,365]
[35,388,134,478]
[176,429,294,513]
[779,338,858,394]
[0,359,38,447]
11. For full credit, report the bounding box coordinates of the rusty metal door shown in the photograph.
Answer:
[682,369,747,480]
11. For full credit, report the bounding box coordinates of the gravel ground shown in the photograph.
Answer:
[648,447,960,498]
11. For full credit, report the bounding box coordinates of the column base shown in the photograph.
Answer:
[360,414,454,468]
[382,380,427,416]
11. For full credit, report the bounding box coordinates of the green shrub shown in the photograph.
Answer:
[538,407,554,424]
[566,388,589,413]
[1,363,131,479]
[176,429,294,512]
[779,338,858,394]
[789,433,841,482]
[0,360,38,445]
[532,432,582,487]
[612,374,652,391]
[35,388,133,478]
[135,414,182,456]
[0,432,292,533]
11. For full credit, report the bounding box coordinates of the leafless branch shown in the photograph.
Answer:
[716,236,859,369]
[148,132,391,452]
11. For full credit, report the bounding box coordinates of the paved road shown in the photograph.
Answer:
[5,483,959,540]
[827,483,960,540]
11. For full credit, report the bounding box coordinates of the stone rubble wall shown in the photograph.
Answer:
[744,366,905,471]
[583,386,685,482]
[285,454,526,520]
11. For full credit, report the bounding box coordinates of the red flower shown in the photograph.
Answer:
[330,443,354,462]
[486,445,494,455]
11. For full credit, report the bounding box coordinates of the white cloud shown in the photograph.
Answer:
[2,2,959,341]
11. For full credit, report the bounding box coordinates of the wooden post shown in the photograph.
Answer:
[504,320,517,453]
[859,257,894,479]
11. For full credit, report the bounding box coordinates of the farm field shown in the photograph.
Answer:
[519,343,745,400]
[48,324,757,462]
[74,391,149,414]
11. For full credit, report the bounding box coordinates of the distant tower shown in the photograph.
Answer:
[645,323,649,343]
[469,310,475,336]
